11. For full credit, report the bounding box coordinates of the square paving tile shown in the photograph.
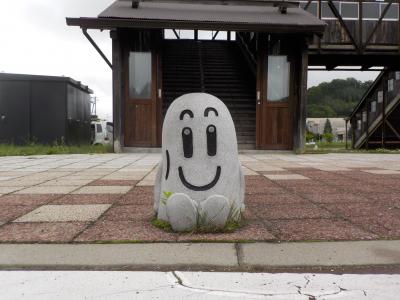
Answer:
[14,204,112,222]
[322,203,399,218]
[136,180,155,186]
[75,220,177,242]
[269,218,377,241]
[72,186,132,194]
[363,169,400,175]
[0,205,37,223]
[0,187,23,194]
[101,205,154,222]
[254,204,334,220]
[52,194,122,205]
[39,179,94,186]
[0,222,89,242]
[88,180,138,186]
[263,174,309,180]
[246,193,310,206]
[177,222,276,242]
[15,186,80,194]
[0,194,59,206]
[118,186,153,205]
[304,192,371,204]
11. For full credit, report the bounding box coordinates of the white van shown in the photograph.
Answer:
[91,121,113,145]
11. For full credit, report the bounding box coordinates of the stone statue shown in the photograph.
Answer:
[154,93,245,232]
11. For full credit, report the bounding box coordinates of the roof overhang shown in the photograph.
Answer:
[66,0,326,35]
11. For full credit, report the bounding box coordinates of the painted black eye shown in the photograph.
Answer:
[207,125,217,156]
[182,127,193,158]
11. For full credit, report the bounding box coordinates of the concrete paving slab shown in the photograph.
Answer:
[14,204,111,222]
[0,187,24,194]
[15,186,80,194]
[363,169,400,175]
[39,179,94,186]
[241,240,400,267]
[0,243,238,269]
[263,174,310,180]
[72,186,132,194]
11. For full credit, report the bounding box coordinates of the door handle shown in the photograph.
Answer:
[256,91,261,104]
[158,89,162,98]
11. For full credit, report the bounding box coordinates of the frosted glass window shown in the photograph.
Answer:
[377,91,383,103]
[341,3,358,19]
[381,3,399,20]
[371,101,376,113]
[321,1,339,19]
[129,52,152,99]
[396,72,400,80]
[267,56,290,102]
[363,3,380,19]
[178,30,194,39]
[388,79,394,92]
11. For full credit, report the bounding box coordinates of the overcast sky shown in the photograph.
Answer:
[0,0,379,121]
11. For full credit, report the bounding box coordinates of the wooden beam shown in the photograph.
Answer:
[293,40,309,153]
[327,0,358,50]
[386,119,400,140]
[172,29,180,39]
[111,30,123,152]
[212,31,219,40]
[82,29,113,69]
[364,0,394,48]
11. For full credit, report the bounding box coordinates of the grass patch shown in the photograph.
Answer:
[151,217,244,234]
[151,218,173,232]
[0,143,113,156]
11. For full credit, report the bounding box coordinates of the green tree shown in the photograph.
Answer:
[323,119,332,134]
[307,78,373,118]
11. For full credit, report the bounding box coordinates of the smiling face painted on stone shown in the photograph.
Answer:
[161,93,239,202]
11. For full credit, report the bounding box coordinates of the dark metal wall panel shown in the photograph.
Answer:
[30,82,66,144]
[0,81,30,144]
[66,84,91,144]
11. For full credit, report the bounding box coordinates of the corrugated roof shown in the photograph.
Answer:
[0,73,93,94]
[97,0,325,31]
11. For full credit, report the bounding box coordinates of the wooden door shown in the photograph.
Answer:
[124,50,158,147]
[257,36,294,150]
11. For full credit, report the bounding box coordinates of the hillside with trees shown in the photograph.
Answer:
[307,78,373,118]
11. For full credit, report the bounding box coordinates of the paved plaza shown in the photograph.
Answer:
[0,153,399,243]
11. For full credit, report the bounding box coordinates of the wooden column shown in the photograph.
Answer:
[293,40,309,153]
[111,30,124,152]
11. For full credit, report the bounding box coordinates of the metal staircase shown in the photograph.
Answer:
[350,70,400,149]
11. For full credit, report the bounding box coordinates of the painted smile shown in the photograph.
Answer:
[178,166,221,191]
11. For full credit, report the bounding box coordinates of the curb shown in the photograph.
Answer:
[1,240,400,271]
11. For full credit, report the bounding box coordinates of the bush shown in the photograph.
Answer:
[323,132,334,143]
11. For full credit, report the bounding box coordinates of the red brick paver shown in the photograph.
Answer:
[0,161,399,243]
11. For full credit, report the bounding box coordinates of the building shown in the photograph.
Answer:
[349,70,400,149]
[66,0,400,151]
[307,118,347,141]
[0,73,93,145]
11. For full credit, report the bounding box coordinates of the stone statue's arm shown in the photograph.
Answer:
[153,161,163,213]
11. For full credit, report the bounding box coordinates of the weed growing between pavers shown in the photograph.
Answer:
[151,216,244,234]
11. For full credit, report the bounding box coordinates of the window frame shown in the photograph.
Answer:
[340,2,359,20]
